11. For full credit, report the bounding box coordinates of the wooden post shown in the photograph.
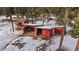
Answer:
[33,27,37,39]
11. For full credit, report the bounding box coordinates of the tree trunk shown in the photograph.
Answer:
[42,18,44,25]
[57,8,68,51]
[42,14,45,25]
[10,15,14,31]
[76,8,79,22]
[2,8,6,15]
[75,8,79,51]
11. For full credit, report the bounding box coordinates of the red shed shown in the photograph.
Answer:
[54,26,64,35]
[42,29,53,39]
[23,24,42,33]
[36,24,55,39]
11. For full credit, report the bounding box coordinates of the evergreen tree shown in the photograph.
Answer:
[72,8,79,37]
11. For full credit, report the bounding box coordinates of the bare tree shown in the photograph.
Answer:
[57,8,69,51]
[9,13,14,32]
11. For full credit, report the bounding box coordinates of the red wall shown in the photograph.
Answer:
[54,27,64,35]
[42,29,53,39]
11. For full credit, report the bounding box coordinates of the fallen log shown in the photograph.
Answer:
[1,35,23,50]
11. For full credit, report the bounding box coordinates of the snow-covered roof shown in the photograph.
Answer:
[24,23,43,26]
[36,24,64,29]
[36,24,55,29]
[50,17,56,19]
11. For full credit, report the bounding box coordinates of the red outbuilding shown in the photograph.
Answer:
[35,24,55,39]
[54,26,64,35]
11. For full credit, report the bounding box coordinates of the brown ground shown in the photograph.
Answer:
[76,39,79,51]
[23,32,36,37]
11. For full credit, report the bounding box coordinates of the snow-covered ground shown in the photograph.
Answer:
[4,37,47,51]
[0,22,16,31]
[0,15,7,21]
[66,25,72,32]
[3,34,78,51]
[0,22,23,50]
[62,34,78,51]
[3,35,61,51]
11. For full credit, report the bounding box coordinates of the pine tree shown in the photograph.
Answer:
[72,8,79,37]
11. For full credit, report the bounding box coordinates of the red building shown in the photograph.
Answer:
[35,25,55,39]
[35,25,64,39]
[54,26,64,35]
